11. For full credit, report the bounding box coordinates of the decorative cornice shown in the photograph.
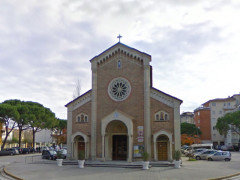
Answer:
[90,43,151,68]
[65,90,92,110]
[150,88,175,107]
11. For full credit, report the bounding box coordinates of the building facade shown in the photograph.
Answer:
[180,112,194,124]
[66,42,182,162]
[194,94,240,146]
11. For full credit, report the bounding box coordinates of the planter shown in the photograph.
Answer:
[142,161,149,170]
[56,159,63,167]
[78,160,85,168]
[174,160,181,168]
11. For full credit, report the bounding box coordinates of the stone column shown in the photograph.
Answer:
[102,134,105,161]
[67,105,73,159]
[91,63,97,160]
[143,62,151,156]
[128,135,133,162]
[173,101,181,151]
[154,140,157,161]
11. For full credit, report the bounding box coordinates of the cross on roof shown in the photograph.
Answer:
[117,34,122,42]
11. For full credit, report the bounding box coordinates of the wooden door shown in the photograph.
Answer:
[112,135,127,160]
[78,142,85,152]
[158,142,168,161]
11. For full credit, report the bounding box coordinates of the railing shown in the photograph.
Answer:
[25,155,42,164]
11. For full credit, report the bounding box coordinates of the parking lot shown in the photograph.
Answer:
[1,152,240,180]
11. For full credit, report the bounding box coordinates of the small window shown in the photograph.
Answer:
[81,115,84,122]
[160,112,164,120]
[76,113,88,123]
[117,60,121,69]
[155,111,169,121]
[212,102,216,106]
[219,111,222,114]
[165,114,168,120]
[198,120,200,123]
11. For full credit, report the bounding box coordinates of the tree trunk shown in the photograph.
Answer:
[18,127,22,147]
[33,128,36,148]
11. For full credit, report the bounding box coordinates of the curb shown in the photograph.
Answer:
[3,167,24,180]
[208,172,240,180]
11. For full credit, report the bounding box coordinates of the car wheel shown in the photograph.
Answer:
[225,158,230,161]
[10,153,13,156]
[49,156,51,160]
[196,156,201,160]
[208,158,213,161]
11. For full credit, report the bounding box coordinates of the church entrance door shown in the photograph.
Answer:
[157,142,168,161]
[112,135,127,160]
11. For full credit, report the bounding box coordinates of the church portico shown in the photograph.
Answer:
[101,111,133,162]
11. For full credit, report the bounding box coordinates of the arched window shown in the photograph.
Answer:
[155,111,169,121]
[165,114,168,120]
[76,113,88,123]
[81,114,84,122]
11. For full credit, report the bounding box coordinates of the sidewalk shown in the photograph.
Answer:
[5,156,240,180]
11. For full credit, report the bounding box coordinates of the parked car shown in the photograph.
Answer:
[207,151,231,161]
[189,148,207,158]
[29,147,37,153]
[58,149,67,159]
[233,145,239,151]
[42,150,57,160]
[0,148,17,156]
[22,148,30,154]
[215,145,222,150]
[221,145,234,151]
[194,150,217,160]
[12,147,22,154]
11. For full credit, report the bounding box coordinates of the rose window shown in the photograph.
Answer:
[108,78,131,101]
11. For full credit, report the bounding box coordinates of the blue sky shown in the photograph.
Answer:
[0,0,240,119]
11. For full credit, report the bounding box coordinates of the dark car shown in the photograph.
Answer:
[29,147,37,153]
[22,148,30,154]
[0,148,16,156]
[42,150,57,160]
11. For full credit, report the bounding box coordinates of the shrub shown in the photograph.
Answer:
[78,150,85,160]
[142,151,150,161]
[173,150,181,161]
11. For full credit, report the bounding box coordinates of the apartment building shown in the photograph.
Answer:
[194,94,240,147]
[180,112,194,124]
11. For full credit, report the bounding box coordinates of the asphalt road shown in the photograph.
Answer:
[1,152,240,180]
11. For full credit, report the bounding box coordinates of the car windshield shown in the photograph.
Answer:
[49,151,57,155]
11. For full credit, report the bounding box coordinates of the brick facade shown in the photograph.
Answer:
[66,42,182,161]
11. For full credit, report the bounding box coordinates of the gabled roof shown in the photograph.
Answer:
[151,87,183,104]
[90,42,151,63]
[65,90,92,107]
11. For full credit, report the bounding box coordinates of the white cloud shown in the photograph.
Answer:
[0,0,240,118]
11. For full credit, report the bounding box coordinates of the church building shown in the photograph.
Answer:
[65,41,182,162]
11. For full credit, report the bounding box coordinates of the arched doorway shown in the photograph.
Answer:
[106,120,128,161]
[157,135,169,161]
[72,132,88,160]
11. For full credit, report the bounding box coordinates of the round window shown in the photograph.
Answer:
[108,77,131,101]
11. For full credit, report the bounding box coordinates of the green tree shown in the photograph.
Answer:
[3,99,31,148]
[52,118,67,144]
[216,111,240,135]
[181,122,202,136]
[0,103,19,149]
[26,101,57,148]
